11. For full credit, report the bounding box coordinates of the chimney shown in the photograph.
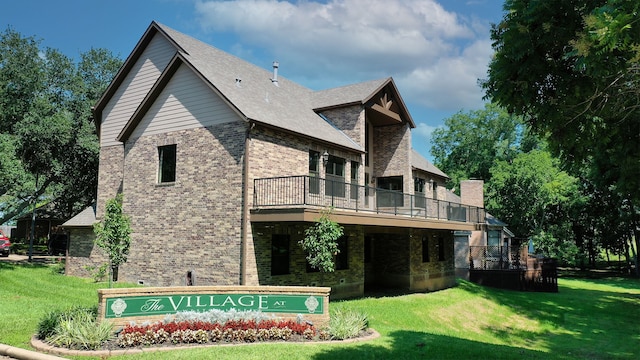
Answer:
[271,61,279,86]
[460,180,484,208]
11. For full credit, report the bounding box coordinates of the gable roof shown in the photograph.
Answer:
[312,78,416,128]
[62,204,97,228]
[96,22,418,152]
[411,149,449,179]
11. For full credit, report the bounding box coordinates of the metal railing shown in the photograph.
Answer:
[469,245,527,270]
[253,175,485,223]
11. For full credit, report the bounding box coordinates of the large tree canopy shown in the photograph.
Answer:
[431,103,540,191]
[0,28,121,225]
[482,0,640,205]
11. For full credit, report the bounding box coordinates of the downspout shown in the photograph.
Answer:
[240,121,255,285]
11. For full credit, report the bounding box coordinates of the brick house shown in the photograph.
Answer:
[64,21,485,299]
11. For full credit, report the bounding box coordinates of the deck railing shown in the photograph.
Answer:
[469,245,526,270]
[253,175,485,223]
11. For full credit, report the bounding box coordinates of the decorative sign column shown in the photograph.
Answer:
[98,285,330,327]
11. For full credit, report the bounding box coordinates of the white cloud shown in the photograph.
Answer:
[194,0,493,111]
[397,38,493,111]
[413,122,440,143]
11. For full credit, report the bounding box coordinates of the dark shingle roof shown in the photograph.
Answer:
[155,23,364,151]
[411,149,449,179]
[62,205,96,228]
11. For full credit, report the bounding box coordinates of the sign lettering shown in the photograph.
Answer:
[105,293,323,319]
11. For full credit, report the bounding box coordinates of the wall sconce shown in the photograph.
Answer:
[322,150,329,165]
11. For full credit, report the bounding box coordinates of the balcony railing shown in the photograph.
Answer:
[253,175,485,223]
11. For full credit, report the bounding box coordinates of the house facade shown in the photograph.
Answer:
[65,22,485,299]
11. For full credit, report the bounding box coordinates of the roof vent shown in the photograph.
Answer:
[270,61,279,86]
[235,77,242,88]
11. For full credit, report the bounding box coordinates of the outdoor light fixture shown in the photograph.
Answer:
[322,150,329,165]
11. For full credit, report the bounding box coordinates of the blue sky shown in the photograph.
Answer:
[1,0,505,161]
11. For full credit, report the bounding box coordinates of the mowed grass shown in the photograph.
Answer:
[1,261,639,360]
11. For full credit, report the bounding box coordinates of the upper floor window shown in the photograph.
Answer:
[414,177,426,208]
[309,150,320,194]
[365,122,370,167]
[414,177,426,193]
[158,144,176,183]
[326,155,345,197]
[350,162,359,200]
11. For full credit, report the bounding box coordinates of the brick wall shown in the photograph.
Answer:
[320,106,365,146]
[373,123,413,194]
[251,223,365,299]
[460,179,484,208]
[96,146,124,219]
[66,227,107,278]
[408,229,456,291]
[117,123,247,287]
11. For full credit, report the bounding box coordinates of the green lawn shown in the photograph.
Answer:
[1,261,639,359]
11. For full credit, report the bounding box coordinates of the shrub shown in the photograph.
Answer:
[84,263,108,282]
[328,308,368,340]
[45,306,112,350]
[37,309,66,339]
[50,258,66,275]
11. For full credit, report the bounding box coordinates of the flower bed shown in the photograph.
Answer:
[117,318,330,347]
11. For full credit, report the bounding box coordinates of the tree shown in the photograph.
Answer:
[0,28,122,225]
[483,0,639,205]
[431,103,541,191]
[93,194,131,287]
[299,209,344,273]
[486,150,583,264]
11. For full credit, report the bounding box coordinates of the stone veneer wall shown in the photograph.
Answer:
[370,232,411,288]
[66,227,107,278]
[409,229,456,291]
[251,223,365,299]
[117,122,247,287]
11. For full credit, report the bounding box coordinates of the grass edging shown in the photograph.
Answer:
[30,329,381,357]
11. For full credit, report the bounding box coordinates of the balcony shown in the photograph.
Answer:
[252,175,485,224]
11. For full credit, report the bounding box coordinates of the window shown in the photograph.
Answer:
[309,150,320,194]
[432,181,438,199]
[365,122,370,167]
[488,230,501,247]
[438,237,445,261]
[271,235,290,275]
[350,162,359,200]
[377,176,404,207]
[335,235,348,270]
[158,144,176,183]
[414,177,426,208]
[325,155,345,197]
[422,236,429,262]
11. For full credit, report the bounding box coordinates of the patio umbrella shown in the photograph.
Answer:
[528,239,535,254]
